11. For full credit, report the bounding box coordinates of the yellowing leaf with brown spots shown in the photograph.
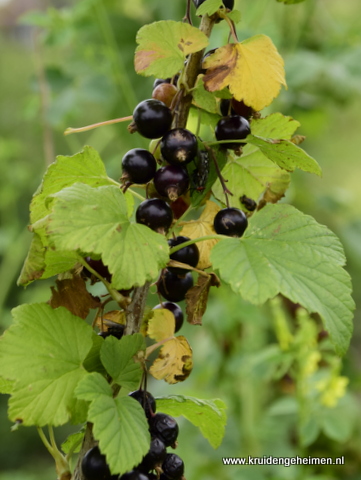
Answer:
[203,35,286,111]
[135,21,209,79]
[147,309,175,342]
[180,200,220,269]
[149,336,193,384]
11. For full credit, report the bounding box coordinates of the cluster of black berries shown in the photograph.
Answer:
[81,390,184,480]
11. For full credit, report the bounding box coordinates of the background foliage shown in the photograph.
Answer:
[0,0,361,478]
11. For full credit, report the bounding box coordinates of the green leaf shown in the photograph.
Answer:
[227,10,242,24]
[47,184,169,289]
[156,395,227,449]
[0,377,14,394]
[192,77,218,114]
[100,334,145,390]
[17,233,46,286]
[0,303,93,426]
[196,0,228,16]
[247,135,322,176]
[135,21,209,78]
[61,430,85,455]
[212,147,290,208]
[30,146,113,225]
[84,333,107,374]
[76,373,150,475]
[251,113,300,139]
[210,204,354,355]
[320,395,358,442]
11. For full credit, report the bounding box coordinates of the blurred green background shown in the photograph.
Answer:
[1,0,361,479]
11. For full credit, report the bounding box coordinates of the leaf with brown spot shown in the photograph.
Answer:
[49,275,100,319]
[180,200,220,269]
[149,336,193,384]
[203,35,286,111]
[186,273,221,325]
[135,21,209,79]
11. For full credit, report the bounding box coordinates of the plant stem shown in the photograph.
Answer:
[64,116,133,136]
[169,234,230,255]
[175,15,216,129]
[125,282,151,335]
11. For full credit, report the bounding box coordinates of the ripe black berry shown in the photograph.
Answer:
[215,115,251,149]
[158,270,193,303]
[98,323,125,340]
[153,302,184,333]
[138,438,167,473]
[168,236,199,275]
[220,99,254,119]
[213,207,248,237]
[153,78,171,89]
[160,128,198,166]
[119,472,149,480]
[149,413,179,447]
[194,0,234,10]
[121,149,157,186]
[83,257,111,283]
[153,165,189,201]
[129,389,156,418]
[162,453,184,480]
[136,198,173,234]
[133,99,172,139]
[81,446,111,480]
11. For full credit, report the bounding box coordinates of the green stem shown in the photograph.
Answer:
[37,426,55,456]
[77,256,128,307]
[169,234,229,255]
[64,116,133,136]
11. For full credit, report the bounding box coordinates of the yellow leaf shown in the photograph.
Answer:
[203,35,287,111]
[149,336,193,384]
[147,309,175,342]
[95,310,126,329]
[180,200,220,270]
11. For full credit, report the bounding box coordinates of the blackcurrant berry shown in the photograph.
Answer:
[153,302,184,333]
[160,128,198,166]
[138,438,167,473]
[213,207,248,237]
[129,389,156,418]
[194,0,234,10]
[153,78,171,89]
[149,413,179,447]
[215,115,251,149]
[83,257,112,283]
[168,236,199,275]
[81,446,111,480]
[133,99,173,139]
[136,198,173,234]
[152,83,177,108]
[153,165,189,201]
[98,323,125,340]
[158,270,193,303]
[119,472,149,480]
[231,99,254,119]
[162,454,184,480]
[121,149,157,186]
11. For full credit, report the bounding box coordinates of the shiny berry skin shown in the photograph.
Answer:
[149,413,179,447]
[138,438,167,473]
[215,115,251,149]
[83,257,111,282]
[129,389,156,418]
[168,236,199,275]
[136,198,173,234]
[162,454,184,480]
[153,165,189,201]
[194,0,234,9]
[153,302,184,333]
[152,83,177,108]
[160,128,198,166]
[133,99,173,139]
[119,472,149,480]
[122,149,157,185]
[98,324,125,340]
[153,78,171,89]
[81,446,111,480]
[158,270,193,303]
[213,207,248,237]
